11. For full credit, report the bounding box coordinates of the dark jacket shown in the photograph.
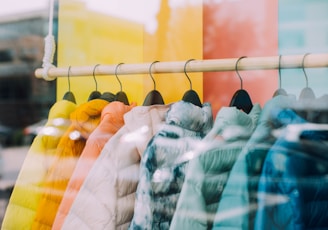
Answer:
[255,117,328,229]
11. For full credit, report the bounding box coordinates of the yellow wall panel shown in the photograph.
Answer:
[143,1,203,104]
[57,0,144,105]
[57,0,203,105]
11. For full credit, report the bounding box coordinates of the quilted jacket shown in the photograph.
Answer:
[129,101,213,230]
[31,99,108,230]
[212,95,297,230]
[52,101,135,230]
[61,104,170,230]
[170,104,261,230]
[255,109,328,229]
[1,100,76,230]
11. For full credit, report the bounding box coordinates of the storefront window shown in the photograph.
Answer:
[1,0,328,228]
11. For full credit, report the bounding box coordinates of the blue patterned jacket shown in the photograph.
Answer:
[129,101,213,230]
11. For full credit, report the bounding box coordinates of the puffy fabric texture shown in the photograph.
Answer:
[129,101,213,230]
[212,95,298,230]
[254,109,328,229]
[31,99,108,230]
[61,104,170,230]
[53,101,136,230]
[255,135,328,229]
[213,96,328,230]
[1,100,76,230]
[170,104,261,230]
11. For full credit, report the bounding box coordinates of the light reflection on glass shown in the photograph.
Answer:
[153,168,171,183]
[69,130,81,140]
[40,127,60,136]
[52,118,70,127]
[121,125,149,143]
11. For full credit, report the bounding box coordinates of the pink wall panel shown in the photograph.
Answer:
[203,0,278,117]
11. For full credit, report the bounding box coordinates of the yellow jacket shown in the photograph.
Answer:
[31,99,108,230]
[1,100,76,230]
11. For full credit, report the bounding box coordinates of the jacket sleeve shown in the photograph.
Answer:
[128,137,156,230]
[212,149,250,230]
[212,144,271,230]
[170,155,208,230]
[61,130,122,229]
[171,140,245,230]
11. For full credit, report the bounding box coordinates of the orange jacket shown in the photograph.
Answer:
[31,99,109,230]
[52,101,135,230]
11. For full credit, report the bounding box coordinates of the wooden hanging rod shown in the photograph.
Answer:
[35,53,328,80]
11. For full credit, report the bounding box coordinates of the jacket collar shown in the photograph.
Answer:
[165,101,213,135]
[205,103,262,141]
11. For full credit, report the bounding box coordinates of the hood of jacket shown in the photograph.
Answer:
[99,101,137,136]
[37,100,77,151]
[165,101,213,135]
[70,99,109,140]
[249,94,297,143]
[205,103,262,142]
[122,103,171,156]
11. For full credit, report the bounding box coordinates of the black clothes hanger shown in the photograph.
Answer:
[100,92,116,102]
[88,64,102,101]
[299,53,316,100]
[114,63,129,105]
[229,56,253,114]
[181,59,202,107]
[273,55,288,97]
[143,61,165,106]
[62,66,76,103]
[90,64,116,102]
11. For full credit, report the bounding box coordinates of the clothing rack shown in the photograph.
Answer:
[35,53,328,80]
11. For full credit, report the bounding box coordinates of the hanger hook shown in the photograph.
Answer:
[235,56,247,89]
[92,64,100,91]
[302,53,310,88]
[184,59,195,90]
[149,61,159,90]
[115,63,124,92]
[67,66,72,92]
[278,55,282,89]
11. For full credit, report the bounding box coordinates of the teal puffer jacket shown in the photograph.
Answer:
[170,103,261,230]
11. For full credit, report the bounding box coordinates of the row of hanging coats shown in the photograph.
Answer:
[2,59,328,230]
